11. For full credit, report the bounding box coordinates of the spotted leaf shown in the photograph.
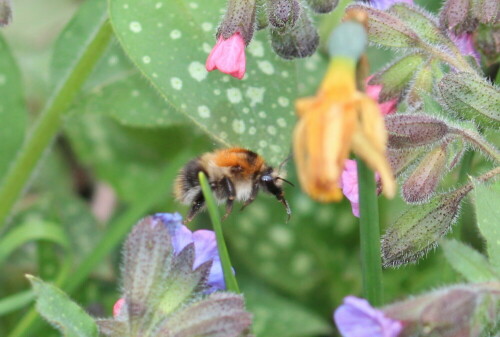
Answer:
[108,0,326,165]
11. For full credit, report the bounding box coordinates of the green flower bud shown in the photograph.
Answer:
[475,24,500,65]
[0,0,12,27]
[382,186,470,268]
[472,0,499,25]
[266,0,300,28]
[406,59,437,105]
[256,0,269,30]
[402,144,447,203]
[218,0,257,44]
[388,148,424,177]
[438,72,500,129]
[385,114,450,150]
[305,0,338,14]
[346,5,421,49]
[369,53,426,102]
[269,10,319,59]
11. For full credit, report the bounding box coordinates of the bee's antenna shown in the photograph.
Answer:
[276,177,295,187]
[278,153,293,174]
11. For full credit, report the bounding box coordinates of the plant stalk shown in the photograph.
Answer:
[356,159,383,306]
[0,19,113,231]
[198,172,240,293]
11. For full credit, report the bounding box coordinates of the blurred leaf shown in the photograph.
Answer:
[242,278,332,337]
[473,179,500,270]
[28,275,99,337]
[109,0,327,165]
[0,290,34,317]
[441,239,500,282]
[0,221,69,267]
[51,0,183,127]
[64,113,208,204]
[0,34,27,182]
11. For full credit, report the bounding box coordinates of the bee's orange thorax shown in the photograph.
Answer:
[214,148,264,176]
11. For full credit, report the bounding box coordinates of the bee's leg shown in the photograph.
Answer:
[221,177,236,221]
[184,192,205,223]
[240,183,259,212]
[264,181,292,222]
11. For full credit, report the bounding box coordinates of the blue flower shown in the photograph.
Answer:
[154,212,225,293]
[334,296,403,337]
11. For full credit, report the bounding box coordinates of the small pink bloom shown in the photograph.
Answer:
[365,76,397,115]
[451,32,480,65]
[340,160,360,217]
[206,32,246,80]
[113,298,125,317]
[334,296,403,337]
[368,0,413,10]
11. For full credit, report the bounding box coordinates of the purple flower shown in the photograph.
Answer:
[154,212,225,293]
[451,32,480,65]
[334,296,403,337]
[340,160,361,217]
[366,0,413,10]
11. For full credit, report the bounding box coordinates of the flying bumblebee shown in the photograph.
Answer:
[174,147,292,223]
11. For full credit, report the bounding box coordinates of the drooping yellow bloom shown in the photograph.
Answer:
[294,57,396,203]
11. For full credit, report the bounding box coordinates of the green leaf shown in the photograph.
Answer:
[0,35,27,182]
[108,0,327,165]
[28,275,99,337]
[51,0,182,127]
[0,290,34,317]
[473,179,500,270]
[242,279,332,337]
[0,221,69,268]
[441,239,500,282]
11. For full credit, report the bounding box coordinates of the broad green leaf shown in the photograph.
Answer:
[473,179,500,270]
[64,113,208,203]
[241,279,332,337]
[0,35,27,181]
[109,0,327,165]
[441,239,499,282]
[51,0,183,127]
[28,275,99,337]
[0,221,69,267]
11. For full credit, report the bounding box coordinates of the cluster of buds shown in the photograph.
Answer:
[206,0,338,79]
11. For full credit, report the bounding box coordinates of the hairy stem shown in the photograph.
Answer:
[0,19,113,231]
[357,159,383,306]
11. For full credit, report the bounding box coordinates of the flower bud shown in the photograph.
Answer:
[270,10,319,59]
[266,0,300,28]
[0,0,12,27]
[402,144,447,203]
[305,0,338,14]
[475,24,500,65]
[472,0,499,25]
[438,72,500,129]
[218,0,257,45]
[382,186,470,267]
[439,0,475,34]
[387,148,423,177]
[385,114,449,150]
[346,5,420,48]
[369,53,425,102]
[405,60,435,105]
[383,283,500,337]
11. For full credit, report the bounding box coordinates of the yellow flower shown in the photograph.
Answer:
[294,57,396,203]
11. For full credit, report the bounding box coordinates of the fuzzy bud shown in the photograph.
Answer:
[472,0,499,25]
[0,0,12,27]
[402,144,447,203]
[383,283,500,337]
[438,72,500,129]
[305,0,338,14]
[255,0,269,30]
[266,0,300,28]
[369,53,425,102]
[439,0,475,34]
[406,60,436,105]
[218,0,257,45]
[385,114,449,150]
[387,148,423,177]
[382,186,470,268]
[270,10,319,59]
[346,5,420,48]
[475,25,500,65]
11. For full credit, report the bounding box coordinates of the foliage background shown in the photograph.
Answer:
[0,0,489,336]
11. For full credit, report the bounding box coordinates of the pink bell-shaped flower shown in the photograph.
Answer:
[206,32,246,79]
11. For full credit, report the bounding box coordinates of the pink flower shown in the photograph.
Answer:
[365,76,397,115]
[367,0,413,10]
[451,32,480,65]
[206,32,246,79]
[113,298,125,318]
[340,160,360,217]
[334,296,403,337]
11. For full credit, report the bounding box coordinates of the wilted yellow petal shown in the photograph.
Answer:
[357,96,387,153]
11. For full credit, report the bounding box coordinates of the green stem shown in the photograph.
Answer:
[198,172,240,293]
[356,159,383,306]
[8,154,189,337]
[0,19,113,231]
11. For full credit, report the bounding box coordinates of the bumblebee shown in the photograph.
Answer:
[174,148,292,223]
